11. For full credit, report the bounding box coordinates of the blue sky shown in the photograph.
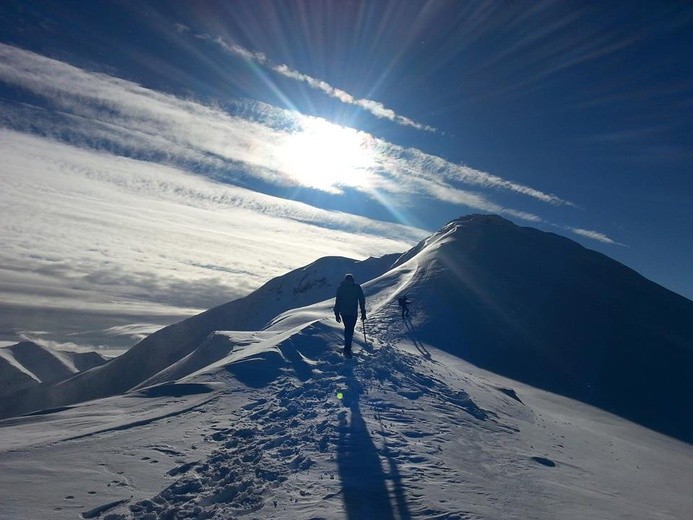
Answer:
[0,1,691,349]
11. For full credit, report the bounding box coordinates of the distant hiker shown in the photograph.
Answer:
[397,295,411,319]
[333,273,366,358]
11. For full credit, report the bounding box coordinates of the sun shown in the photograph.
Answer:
[278,117,378,193]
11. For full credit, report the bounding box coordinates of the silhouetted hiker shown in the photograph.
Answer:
[397,295,411,319]
[334,273,366,358]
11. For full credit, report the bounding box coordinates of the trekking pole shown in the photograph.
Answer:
[362,317,368,345]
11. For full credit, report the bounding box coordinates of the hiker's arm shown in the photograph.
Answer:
[334,289,341,321]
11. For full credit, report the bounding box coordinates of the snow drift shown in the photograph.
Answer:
[2,294,690,519]
[0,254,398,418]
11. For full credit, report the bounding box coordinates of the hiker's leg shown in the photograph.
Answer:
[343,315,357,351]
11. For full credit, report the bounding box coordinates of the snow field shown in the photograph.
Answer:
[1,315,690,519]
[95,319,531,519]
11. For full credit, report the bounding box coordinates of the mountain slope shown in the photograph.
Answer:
[0,355,38,394]
[0,254,398,418]
[0,314,690,520]
[0,215,692,519]
[366,215,693,441]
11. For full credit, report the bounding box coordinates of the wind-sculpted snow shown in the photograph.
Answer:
[1,314,691,519]
[0,216,691,519]
[4,215,691,443]
[97,321,522,519]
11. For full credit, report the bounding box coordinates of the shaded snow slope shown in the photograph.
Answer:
[0,341,107,395]
[0,355,39,393]
[363,215,693,441]
[0,316,690,520]
[0,254,398,418]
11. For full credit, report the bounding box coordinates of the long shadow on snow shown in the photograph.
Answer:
[404,317,431,359]
[337,364,411,520]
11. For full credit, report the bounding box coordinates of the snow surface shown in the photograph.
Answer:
[0,215,691,519]
[0,320,690,519]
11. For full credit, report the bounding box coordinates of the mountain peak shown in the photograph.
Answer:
[383,214,693,441]
[437,214,516,238]
[392,214,519,268]
[447,214,514,227]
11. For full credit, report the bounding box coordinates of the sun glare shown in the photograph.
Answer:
[279,118,377,193]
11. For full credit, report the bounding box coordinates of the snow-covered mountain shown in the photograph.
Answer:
[5,214,689,441]
[0,215,691,519]
[369,215,693,441]
[0,341,107,395]
[0,254,399,419]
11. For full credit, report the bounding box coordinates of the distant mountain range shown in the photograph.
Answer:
[0,341,107,395]
[1,215,691,442]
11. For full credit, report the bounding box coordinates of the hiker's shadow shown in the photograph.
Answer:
[337,365,410,520]
[404,316,432,359]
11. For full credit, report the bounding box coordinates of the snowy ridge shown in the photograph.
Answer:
[1,215,691,440]
[0,341,107,395]
[365,215,693,441]
[132,331,274,390]
[1,215,692,441]
[0,353,40,392]
[0,347,41,383]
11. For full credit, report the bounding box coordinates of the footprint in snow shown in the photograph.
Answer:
[531,456,556,467]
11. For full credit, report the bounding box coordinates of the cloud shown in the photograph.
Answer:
[0,42,574,223]
[212,38,438,133]
[373,143,574,207]
[568,227,625,246]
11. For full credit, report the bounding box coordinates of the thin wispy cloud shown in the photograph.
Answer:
[212,37,438,133]
[1,41,625,252]
[0,42,573,223]
[568,227,625,246]
[377,144,575,207]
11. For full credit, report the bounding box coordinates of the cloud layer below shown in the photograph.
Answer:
[0,130,424,347]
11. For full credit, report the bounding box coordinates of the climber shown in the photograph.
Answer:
[333,273,366,358]
[397,294,412,319]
